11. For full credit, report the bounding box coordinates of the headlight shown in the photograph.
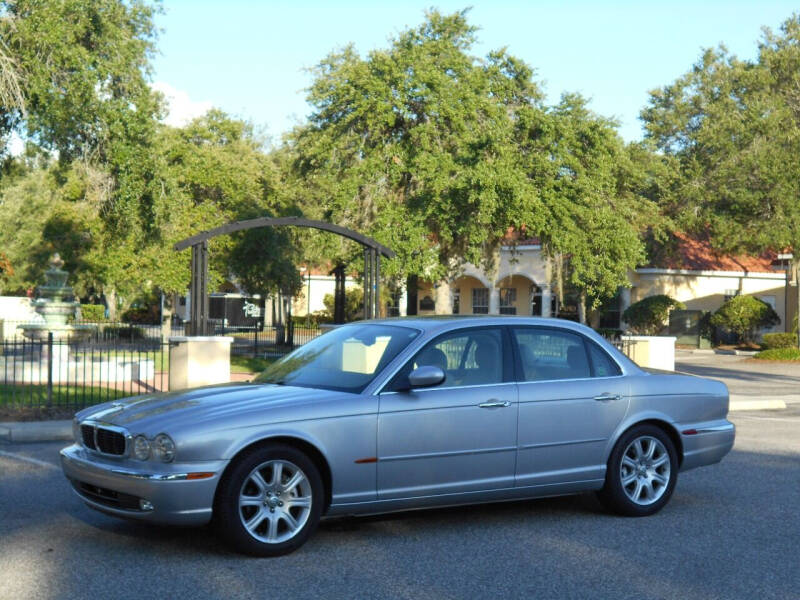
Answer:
[133,435,150,461]
[72,419,81,444]
[152,434,176,463]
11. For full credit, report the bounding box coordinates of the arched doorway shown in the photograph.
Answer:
[174,217,395,335]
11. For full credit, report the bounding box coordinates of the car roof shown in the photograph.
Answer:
[358,315,596,336]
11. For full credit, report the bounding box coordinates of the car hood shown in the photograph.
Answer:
[77,382,351,433]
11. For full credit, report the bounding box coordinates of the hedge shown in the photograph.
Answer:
[761,332,798,350]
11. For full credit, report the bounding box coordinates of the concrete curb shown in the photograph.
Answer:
[0,420,72,443]
[729,397,788,411]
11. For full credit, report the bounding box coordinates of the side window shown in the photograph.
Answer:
[512,328,591,382]
[587,341,622,377]
[389,328,504,390]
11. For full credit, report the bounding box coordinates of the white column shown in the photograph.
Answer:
[489,287,500,315]
[540,284,552,317]
[399,286,408,317]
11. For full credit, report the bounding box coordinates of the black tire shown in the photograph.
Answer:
[214,443,324,556]
[596,424,678,517]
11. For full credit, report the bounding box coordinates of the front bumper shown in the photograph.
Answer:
[60,444,228,526]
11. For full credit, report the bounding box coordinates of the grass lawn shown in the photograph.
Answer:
[0,383,137,421]
[230,355,277,374]
[753,347,800,361]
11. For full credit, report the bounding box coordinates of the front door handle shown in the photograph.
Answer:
[479,400,511,408]
[593,393,622,402]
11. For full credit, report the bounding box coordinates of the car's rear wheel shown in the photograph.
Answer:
[214,444,323,556]
[596,424,678,516]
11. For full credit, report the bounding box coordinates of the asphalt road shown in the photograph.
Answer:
[1,408,799,600]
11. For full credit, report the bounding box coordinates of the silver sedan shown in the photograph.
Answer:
[61,317,735,556]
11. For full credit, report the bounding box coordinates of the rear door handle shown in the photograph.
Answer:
[479,400,511,408]
[593,393,622,402]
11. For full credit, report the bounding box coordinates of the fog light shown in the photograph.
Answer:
[139,499,154,511]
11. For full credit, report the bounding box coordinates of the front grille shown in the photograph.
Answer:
[81,425,96,450]
[80,423,126,455]
[96,428,126,455]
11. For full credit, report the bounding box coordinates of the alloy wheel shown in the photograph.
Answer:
[619,436,671,506]
[238,459,313,544]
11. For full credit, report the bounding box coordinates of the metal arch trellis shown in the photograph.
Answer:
[173,217,395,335]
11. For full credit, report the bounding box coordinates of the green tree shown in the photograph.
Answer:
[0,0,160,162]
[710,295,780,344]
[519,94,658,321]
[622,294,685,335]
[291,9,540,313]
[641,14,800,345]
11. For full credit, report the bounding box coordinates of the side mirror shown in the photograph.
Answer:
[408,365,445,388]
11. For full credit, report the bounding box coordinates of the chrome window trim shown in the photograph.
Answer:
[380,380,517,396]
[374,322,631,395]
[516,374,625,385]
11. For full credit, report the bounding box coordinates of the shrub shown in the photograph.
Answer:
[101,325,146,341]
[622,295,686,335]
[290,312,334,328]
[753,347,800,361]
[79,304,106,322]
[121,306,158,324]
[322,287,364,322]
[710,296,780,344]
[761,332,798,350]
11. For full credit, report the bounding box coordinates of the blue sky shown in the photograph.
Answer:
[152,1,798,142]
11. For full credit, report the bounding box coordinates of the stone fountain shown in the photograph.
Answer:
[18,254,95,341]
[0,254,155,387]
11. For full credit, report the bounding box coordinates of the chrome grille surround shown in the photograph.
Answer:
[78,421,131,457]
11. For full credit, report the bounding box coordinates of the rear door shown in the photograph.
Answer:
[377,326,518,500]
[511,326,629,488]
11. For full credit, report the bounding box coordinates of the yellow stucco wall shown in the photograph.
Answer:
[631,270,791,331]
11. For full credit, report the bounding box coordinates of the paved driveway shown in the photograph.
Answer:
[1,407,799,600]
[676,352,800,403]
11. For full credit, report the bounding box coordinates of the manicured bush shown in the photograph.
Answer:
[710,295,780,344]
[622,295,686,335]
[753,347,800,361]
[79,304,106,322]
[761,332,798,350]
[290,311,334,328]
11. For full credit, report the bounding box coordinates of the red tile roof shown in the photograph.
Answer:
[649,232,777,273]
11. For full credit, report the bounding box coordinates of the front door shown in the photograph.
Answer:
[511,326,630,488]
[377,327,518,500]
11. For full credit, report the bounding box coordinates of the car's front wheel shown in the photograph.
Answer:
[214,443,324,556]
[596,424,678,517]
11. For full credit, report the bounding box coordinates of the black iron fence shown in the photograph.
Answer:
[0,333,169,417]
[221,324,324,358]
[0,319,184,342]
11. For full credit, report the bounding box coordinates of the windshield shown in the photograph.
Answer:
[254,323,420,393]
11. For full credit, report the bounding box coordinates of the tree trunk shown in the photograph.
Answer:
[434,279,453,315]
[160,292,175,342]
[105,288,118,321]
[578,292,587,325]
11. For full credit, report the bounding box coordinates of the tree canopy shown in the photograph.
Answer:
[642,13,800,341]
